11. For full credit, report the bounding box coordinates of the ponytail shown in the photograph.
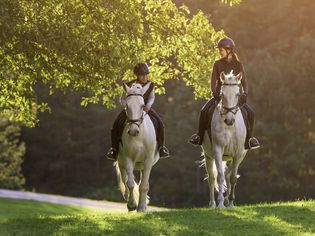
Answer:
[232,52,240,62]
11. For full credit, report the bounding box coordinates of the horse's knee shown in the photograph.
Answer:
[217,170,224,183]
[127,179,135,189]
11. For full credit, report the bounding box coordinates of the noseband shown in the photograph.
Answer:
[125,93,144,127]
[220,83,241,116]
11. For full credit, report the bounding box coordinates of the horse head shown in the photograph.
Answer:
[123,82,150,136]
[219,70,242,126]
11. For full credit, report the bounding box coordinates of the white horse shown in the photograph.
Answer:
[202,71,247,208]
[114,82,159,212]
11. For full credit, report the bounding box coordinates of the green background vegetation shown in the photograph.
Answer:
[1,0,315,208]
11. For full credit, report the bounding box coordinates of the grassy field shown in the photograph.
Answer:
[1,198,315,235]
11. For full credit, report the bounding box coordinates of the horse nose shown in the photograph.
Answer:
[127,129,139,136]
[224,118,235,126]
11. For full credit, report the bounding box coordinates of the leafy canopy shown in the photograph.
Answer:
[0,0,240,126]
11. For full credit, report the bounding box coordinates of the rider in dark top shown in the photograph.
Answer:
[106,63,170,160]
[189,37,260,150]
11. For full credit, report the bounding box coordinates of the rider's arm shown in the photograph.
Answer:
[240,63,248,94]
[119,93,127,106]
[211,63,218,94]
[146,89,155,109]
[211,62,221,98]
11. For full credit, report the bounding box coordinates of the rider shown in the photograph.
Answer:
[106,63,170,160]
[189,37,260,150]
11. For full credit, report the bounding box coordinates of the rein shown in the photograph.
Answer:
[125,93,145,127]
[220,83,241,116]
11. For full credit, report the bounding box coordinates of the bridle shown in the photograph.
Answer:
[220,83,241,116]
[125,93,145,127]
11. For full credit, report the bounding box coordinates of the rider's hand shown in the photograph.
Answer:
[240,93,247,104]
[213,91,221,101]
[144,105,150,112]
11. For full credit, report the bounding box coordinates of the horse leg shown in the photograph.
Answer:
[213,145,225,208]
[137,165,152,212]
[120,167,129,200]
[224,161,233,206]
[126,164,137,211]
[205,156,216,208]
[228,159,242,207]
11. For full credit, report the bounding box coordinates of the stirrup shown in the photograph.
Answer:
[188,134,201,146]
[248,137,260,150]
[106,148,117,161]
[159,146,170,159]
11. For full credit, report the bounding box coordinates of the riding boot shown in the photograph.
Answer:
[106,110,126,161]
[159,146,170,159]
[148,109,170,159]
[242,104,260,150]
[106,147,118,161]
[189,98,216,146]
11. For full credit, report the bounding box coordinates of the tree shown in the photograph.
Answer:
[0,114,25,189]
[0,0,240,127]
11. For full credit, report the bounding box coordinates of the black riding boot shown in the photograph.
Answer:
[241,104,260,150]
[148,109,170,159]
[189,98,216,146]
[106,110,126,161]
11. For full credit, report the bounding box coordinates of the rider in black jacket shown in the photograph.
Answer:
[189,37,260,150]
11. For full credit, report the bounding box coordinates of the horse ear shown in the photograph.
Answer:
[123,83,131,94]
[220,72,225,83]
[141,82,151,95]
[236,72,242,82]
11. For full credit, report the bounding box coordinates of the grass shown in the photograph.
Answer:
[1,198,315,235]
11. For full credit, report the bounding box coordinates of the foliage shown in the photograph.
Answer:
[0,0,226,127]
[0,115,25,189]
[20,0,315,207]
[1,198,315,235]
[21,85,119,199]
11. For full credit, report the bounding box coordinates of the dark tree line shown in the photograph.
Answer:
[2,0,315,207]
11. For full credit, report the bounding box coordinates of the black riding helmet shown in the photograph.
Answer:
[133,63,150,76]
[216,37,235,50]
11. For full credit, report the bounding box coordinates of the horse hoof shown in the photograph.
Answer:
[228,202,235,208]
[127,205,137,211]
[217,204,225,209]
[224,198,229,206]
[137,208,147,212]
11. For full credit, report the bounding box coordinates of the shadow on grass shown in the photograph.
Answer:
[1,200,315,235]
[103,204,315,235]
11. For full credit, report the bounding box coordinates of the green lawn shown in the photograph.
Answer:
[1,198,315,235]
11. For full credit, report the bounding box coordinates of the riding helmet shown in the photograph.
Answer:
[133,63,150,76]
[216,37,235,49]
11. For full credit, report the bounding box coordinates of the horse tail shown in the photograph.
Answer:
[114,162,128,200]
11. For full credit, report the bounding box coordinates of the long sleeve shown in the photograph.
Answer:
[119,93,127,107]
[146,89,155,108]
[211,62,219,94]
[240,63,248,94]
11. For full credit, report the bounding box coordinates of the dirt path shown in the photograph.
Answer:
[0,188,126,211]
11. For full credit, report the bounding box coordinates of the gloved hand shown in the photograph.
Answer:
[144,105,151,112]
[239,93,247,105]
[213,91,221,101]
